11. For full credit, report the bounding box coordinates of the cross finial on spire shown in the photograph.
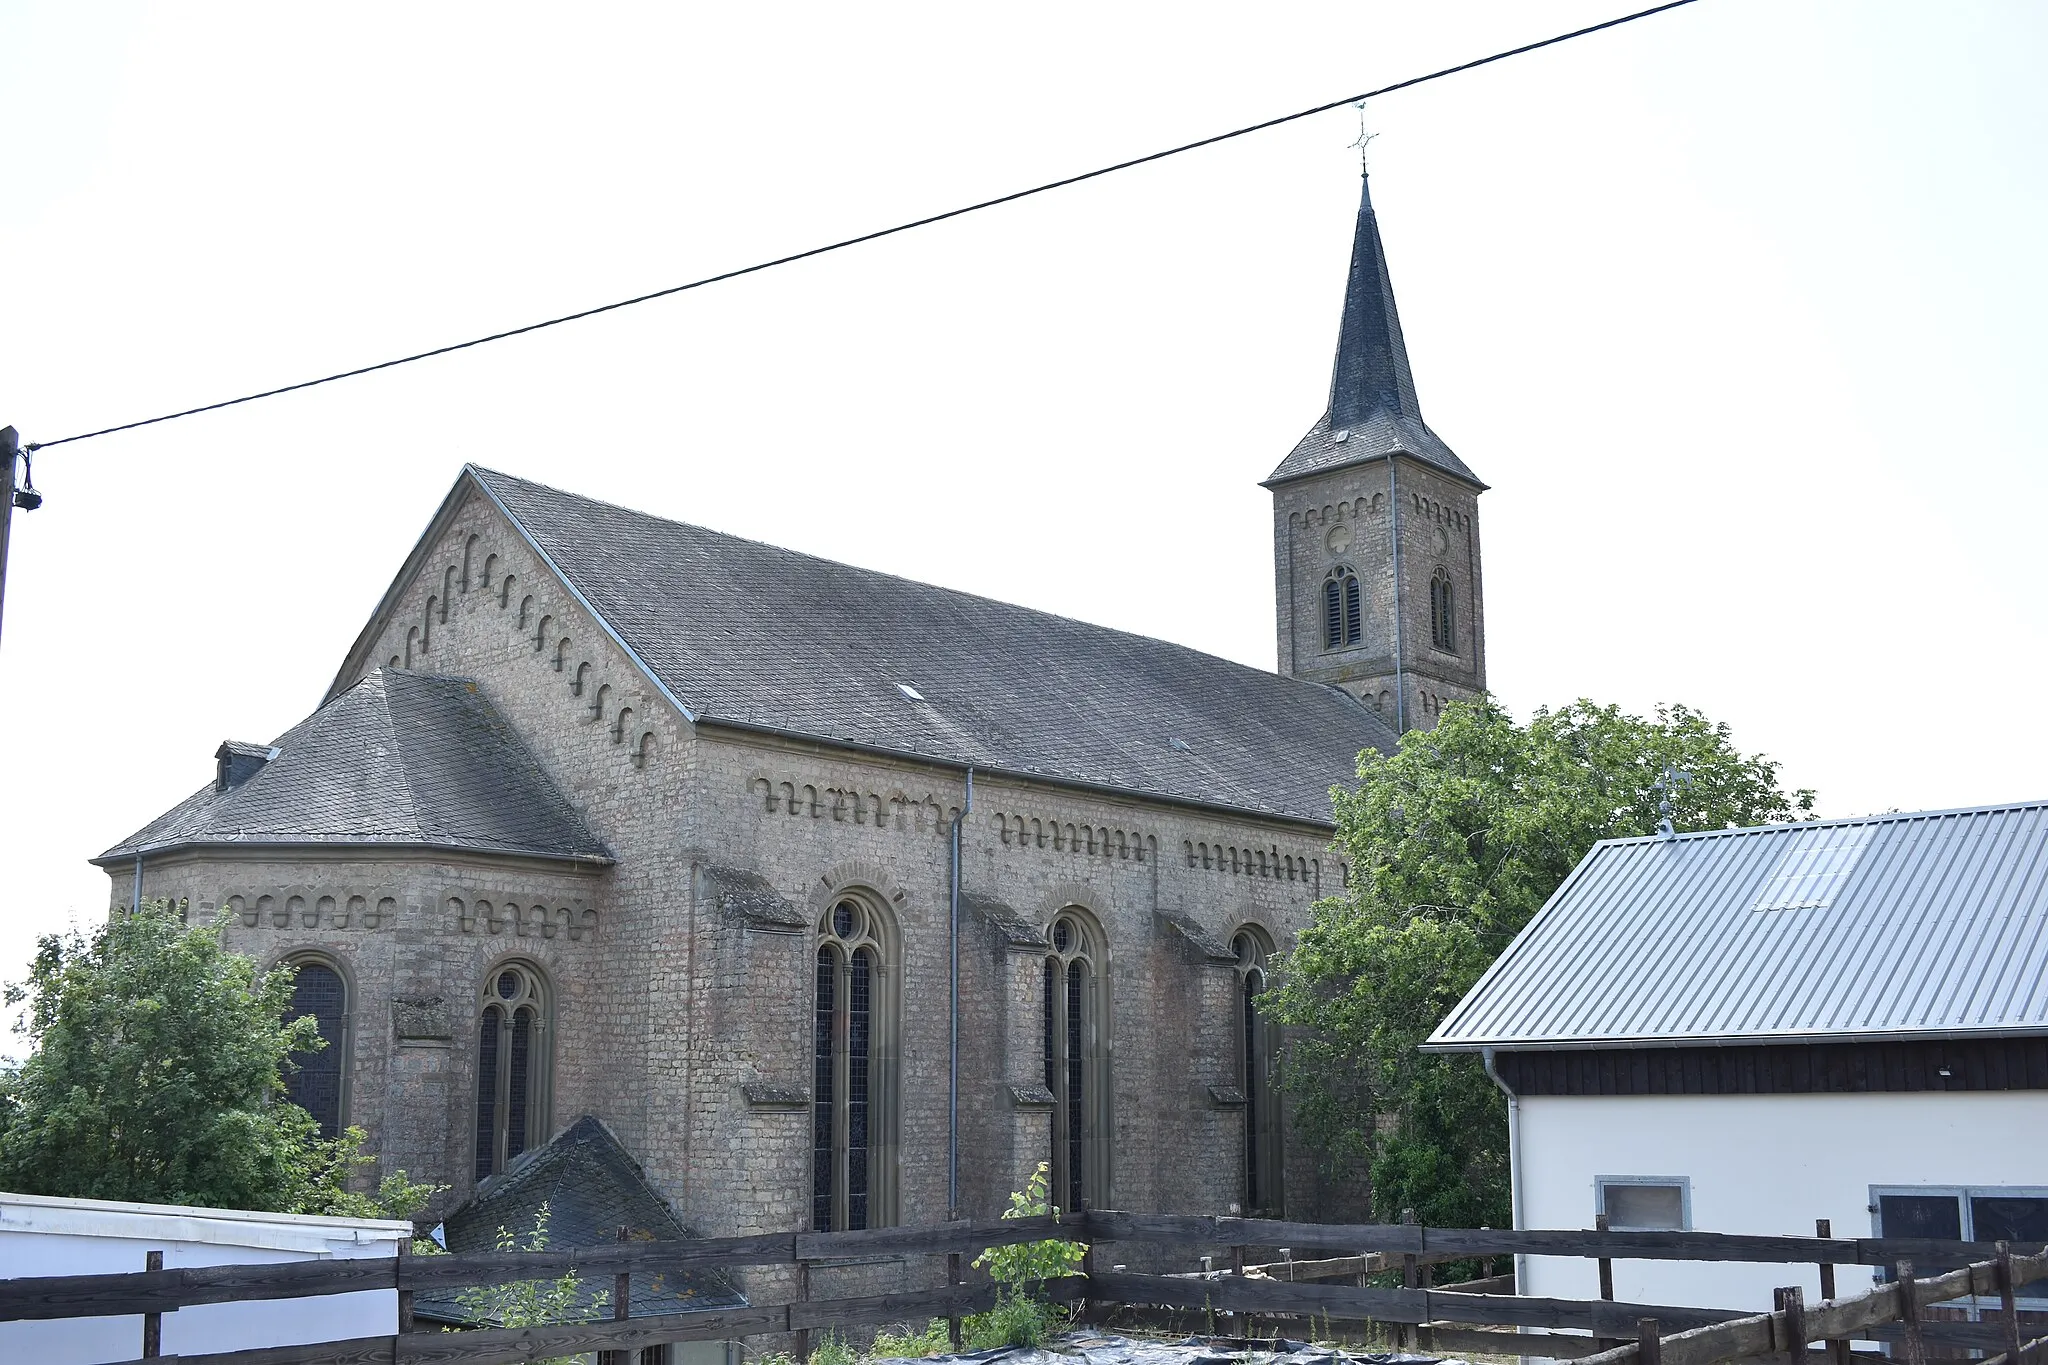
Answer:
[1348,100,1377,175]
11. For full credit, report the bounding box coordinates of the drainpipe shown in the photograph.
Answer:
[948,767,974,1217]
[1482,1046,1524,1290]
[132,855,144,916]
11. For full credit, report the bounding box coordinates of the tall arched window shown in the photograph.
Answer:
[1324,566,1362,649]
[1043,910,1110,1214]
[284,957,348,1140]
[1232,929,1283,1215]
[1430,567,1455,651]
[814,898,898,1231]
[475,963,550,1183]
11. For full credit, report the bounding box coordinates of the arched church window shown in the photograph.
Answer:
[813,898,898,1231]
[474,962,550,1183]
[284,957,348,1140]
[1323,566,1362,649]
[1043,910,1110,1213]
[1232,929,1284,1215]
[1430,567,1455,651]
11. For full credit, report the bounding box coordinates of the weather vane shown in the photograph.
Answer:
[1652,763,1694,840]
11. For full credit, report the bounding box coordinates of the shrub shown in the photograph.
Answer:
[867,1319,953,1359]
[963,1162,1087,1349]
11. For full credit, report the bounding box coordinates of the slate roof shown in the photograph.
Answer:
[416,1116,745,1326]
[98,670,610,865]
[1263,173,1481,490]
[1425,800,2048,1052]
[464,467,1401,826]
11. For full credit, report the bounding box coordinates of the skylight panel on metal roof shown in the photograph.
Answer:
[895,683,925,702]
[1751,824,1875,911]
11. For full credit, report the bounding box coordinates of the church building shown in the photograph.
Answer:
[96,172,1487,1248]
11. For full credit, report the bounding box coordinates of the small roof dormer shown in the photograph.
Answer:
[214,741,277,792]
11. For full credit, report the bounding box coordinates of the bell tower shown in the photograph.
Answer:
[1265,170,1486,732]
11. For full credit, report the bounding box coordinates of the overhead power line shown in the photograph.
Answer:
[23,0,1702,453]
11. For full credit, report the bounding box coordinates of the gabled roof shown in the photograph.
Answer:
[418,1116,744,1325]
[455,465,1399,827]
[98,670,610,866]
[1264,173,1480,490]
[1426,800,2048,1052]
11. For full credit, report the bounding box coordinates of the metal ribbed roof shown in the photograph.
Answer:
[1426,800,2048,1051]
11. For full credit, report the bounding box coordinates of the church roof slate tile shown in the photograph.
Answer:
[468,466,1401,827]
[97,670,610,865]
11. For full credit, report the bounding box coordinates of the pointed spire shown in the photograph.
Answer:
[1328,170,1422,430]
[1263,170,1482,490]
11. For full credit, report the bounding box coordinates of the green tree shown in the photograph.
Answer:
[0,902,427,1217]
[1270,699,1813,1228]
[455,1201,607,1365]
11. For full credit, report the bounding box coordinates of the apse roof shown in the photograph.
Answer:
[97,669,610,865]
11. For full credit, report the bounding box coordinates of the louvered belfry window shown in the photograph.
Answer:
[475,963,548,1183]
[284,960,347,1140]
[1430,567,1455,651]
[1043,912,1108,1214]
[813,899,889,1232]
[1325,567,1362,648]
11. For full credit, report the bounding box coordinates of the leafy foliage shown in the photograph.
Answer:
[966,1161,1088,1347]
[865,1319,953,1359]
[454,1201,608,1364]
[0,903,439,1219]
[1271,699,1814,1226]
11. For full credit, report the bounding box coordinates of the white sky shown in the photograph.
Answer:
[2,1,2044,1012]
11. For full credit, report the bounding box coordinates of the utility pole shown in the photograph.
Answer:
[0,425,44,652]
[0,426,18,651]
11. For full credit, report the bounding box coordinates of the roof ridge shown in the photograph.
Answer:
[1588,796,2048,852]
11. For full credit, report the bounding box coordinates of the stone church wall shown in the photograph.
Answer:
[110,477,1370,1257]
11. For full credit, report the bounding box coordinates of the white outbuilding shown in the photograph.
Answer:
[0,1190,410,1364]
[1425,799,2048,1324]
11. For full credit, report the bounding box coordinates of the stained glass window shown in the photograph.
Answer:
[813,899,893,1231]
[475,963,548,1183]
[1044,911,1107,1213]
[285,961,346,1140]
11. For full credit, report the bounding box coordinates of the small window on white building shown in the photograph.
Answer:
[1597,1176,1690,1231]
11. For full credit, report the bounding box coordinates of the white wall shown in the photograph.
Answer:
[1516,1090,2048,1317]
[0,1192,410,1365]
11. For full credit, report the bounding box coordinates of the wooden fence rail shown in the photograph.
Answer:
[4,1211,2041,1365]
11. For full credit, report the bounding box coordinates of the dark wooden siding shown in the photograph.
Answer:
[1494,1038,2048,1096]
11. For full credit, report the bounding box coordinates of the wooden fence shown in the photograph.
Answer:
[1,1211,2042,1365]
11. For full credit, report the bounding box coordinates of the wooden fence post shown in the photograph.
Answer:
[142,1249,163,1359]
[1597,1213,1615,1304]
[1997,1242,2024,1365]
[1230,1241,1247,1341]
[397,1237,414,1337]
[1400,1209,1419,1351]
[1782,1285,1808,1365]
[1638,1317,1663,1365]
[794,1258,811,1363]
[616,1225,631,1324]
[1897,1260,1926,1365]
[947,1250,963,1350]
[1816,1220,1848,1365]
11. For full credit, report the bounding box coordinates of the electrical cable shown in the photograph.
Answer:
[24,0,1703,453]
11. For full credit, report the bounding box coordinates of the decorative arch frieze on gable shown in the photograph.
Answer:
[366,527,670,775]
